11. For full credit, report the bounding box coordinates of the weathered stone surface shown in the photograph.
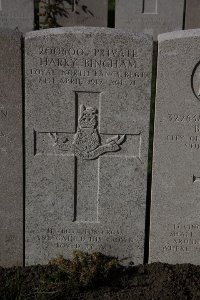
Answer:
[150,30,200,265]
[185,0,200,29]
[25,27,152,266]
[0,0,34,32]
[115,0,184,40]
[40,0,108,29]
[0,29,23,267]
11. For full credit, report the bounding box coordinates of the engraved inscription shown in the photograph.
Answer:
[162,224,200,253]
[167,134,200,150]
[168,114,200,123]
[166,113,200,150]
[29,46,146,88]
[142,0,157,14]
[36,227,135,253]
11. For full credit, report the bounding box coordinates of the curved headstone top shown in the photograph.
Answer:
[25,26,153,41]
[158,29,200,42]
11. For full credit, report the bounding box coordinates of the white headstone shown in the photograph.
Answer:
[25,27,153,266]
[150,30,200,265]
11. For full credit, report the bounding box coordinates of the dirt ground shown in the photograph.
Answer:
[0,261,200,300]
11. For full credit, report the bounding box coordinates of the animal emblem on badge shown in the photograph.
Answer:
[50,105,125,160]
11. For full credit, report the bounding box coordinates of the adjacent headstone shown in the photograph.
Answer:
[185,0,200,29]
[0,0,34,32]
[0,29,23,267]
[115,0,185,40]
[39,0,108,29]
[150,30,200,265]
[25,27,153,266]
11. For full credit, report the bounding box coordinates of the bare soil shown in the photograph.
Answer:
[0,262,200,300]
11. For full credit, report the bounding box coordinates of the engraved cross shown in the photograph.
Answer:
[35,91,141,223]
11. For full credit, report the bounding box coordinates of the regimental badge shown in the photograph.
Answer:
[50,105,125,160]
